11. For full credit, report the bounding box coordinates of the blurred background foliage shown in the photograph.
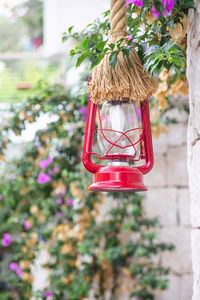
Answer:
[0,81,174,300]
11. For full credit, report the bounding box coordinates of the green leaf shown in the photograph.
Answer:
[162,41,176,52]
[109,43,115,51]
[62,36,68,43]
[172,56,183,67]
[122,46,133,68]
[180,0,194,9]
[81,38,90,50]
[144,45,160,56]
[68,26,74,34]
[109,52,118,69]
[96,41,107,52]
[70,49,76,56]
[167,19,174,28]
[76,53,88,67]
[80,94,86,105]
[154,0,164,15]
[143,56,159,71]
[90,55,99,69]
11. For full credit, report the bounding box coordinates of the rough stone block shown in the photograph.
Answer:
[145,154,167,187]
[164,107,189,123]
[191,229,200,300]
[153,133,168,154]
[158,227,192,274]
[178,189,191,226]
[167,123,187,147]
[155,274,192,300]
[155,275,180,300]
[189,142,200,227]
[167,146,188,187]
[180,274,193,300]
[144,188,177,226]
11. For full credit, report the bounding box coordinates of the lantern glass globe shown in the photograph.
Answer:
[97,100,140,159]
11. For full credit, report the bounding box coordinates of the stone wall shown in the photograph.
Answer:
[144,108,192,300]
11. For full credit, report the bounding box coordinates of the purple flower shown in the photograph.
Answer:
[151,6,161,18]
[56,198,62,205]
[48,166,59,175]
[163,0,174,11]
[44,291,53,298]
[66,198,74,207]
[2,233,12,247]
[79,107,88,120]
[64,218,69,224]
[24,220,32,231]
[10,262,18,271]
[37,173,51,184]
[56,211,63,218]
[125,0,143,7]
[9,262,22,278]
[0,194,2,200]
[39,157,53,169]
[152,0,174,18]
[16,267,23,278]
[127,34,133,40]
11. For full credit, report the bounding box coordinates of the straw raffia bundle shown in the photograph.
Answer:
[88,0,157,103]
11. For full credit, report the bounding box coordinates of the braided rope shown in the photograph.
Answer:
[88,0,158,103]
[110,0,127,34]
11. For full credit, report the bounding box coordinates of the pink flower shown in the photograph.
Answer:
[9,262,22,278]
[0,194,2,200]
[45,291,53,298]
[24,220,32,231]
[163,0,174,11]
[64,218,69,224]
[39,157,53,169]
[56,211,63,218]
[66,198,74,207]
[125,0,143,7]
[152,0,174,18]
[79,107,88,120]
[48,166,59,175]
[37,173,51,184]
[2,233,12,247]
[16,267,23,278]
[152,6,161,18]
[56,198,62,205]
[10,262,18,271]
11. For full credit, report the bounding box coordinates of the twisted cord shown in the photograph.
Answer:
[110,0,127,34]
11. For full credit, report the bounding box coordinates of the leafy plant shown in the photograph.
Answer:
[63,0,193,75]
[0,81,174,300]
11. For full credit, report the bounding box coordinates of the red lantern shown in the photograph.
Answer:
[82,94,154,192]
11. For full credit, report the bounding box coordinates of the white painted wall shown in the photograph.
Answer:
[43,0,109,57]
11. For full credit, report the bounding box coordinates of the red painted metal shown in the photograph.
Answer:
[82,95,154,192]
[89,166,147,192]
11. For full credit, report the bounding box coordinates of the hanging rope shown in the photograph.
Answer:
[110,0,126,34]
[88,0,157,103]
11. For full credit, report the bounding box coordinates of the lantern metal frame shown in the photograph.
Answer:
[82,95,154,192]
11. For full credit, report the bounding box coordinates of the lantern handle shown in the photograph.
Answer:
[82,96,104,174]
[137,99,154,175]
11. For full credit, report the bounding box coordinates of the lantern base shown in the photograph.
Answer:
[89,166,147,192]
